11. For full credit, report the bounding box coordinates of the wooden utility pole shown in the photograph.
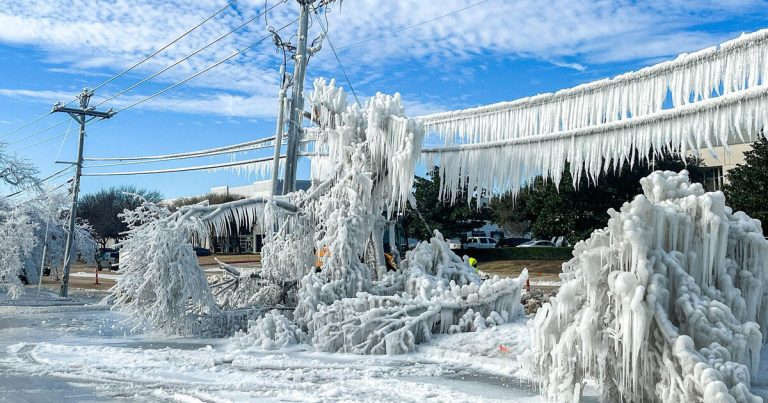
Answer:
[52,88,114,297]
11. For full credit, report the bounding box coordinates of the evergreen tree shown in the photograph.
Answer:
[79,186,163,248]
[724,136,768,225]
[402,168,490,240]
[491,154,704,244]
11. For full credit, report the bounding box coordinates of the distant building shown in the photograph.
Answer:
[200,179,312,254]
[694,141,753,191]
[210,179,311,198]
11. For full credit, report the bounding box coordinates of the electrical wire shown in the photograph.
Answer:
[2,1,244,144]
[82,155,283,176]
[114,18,298,115]
[91,0,240,93]
[7,119,69,146]
[84,136,279,161]
[337,0,493,50]
[14,116,98,152]
[94,0,289,108]
[83,137,283,167]
[311,4,361,106]
[5,165,74,197]
[0,112,52,141]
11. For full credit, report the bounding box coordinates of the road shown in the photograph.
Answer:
[0,289,550,403]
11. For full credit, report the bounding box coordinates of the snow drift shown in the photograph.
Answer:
[529,170,767,402]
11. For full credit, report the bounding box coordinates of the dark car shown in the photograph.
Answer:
[193,247,212,256]
[497,237,532,247]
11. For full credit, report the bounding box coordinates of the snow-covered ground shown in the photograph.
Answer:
[0,290,551,402]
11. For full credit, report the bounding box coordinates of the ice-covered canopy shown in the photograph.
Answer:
[419,28,768,203]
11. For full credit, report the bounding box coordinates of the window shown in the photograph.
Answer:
[702,166,724,191]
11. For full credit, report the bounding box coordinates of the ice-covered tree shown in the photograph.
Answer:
[0,142,39,192]
[0,197,37,298]
[529,170,767,402]
[0,191,98,298]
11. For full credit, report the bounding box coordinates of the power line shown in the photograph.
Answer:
[0,112,52,141]
[82,155,283,176]
[91,0,240,93]
[5,165,73,197]
[312,5,361,106]
[83,137,284,167]
[7,119,69,146]
[1,0,250,143]
[95,0,288,108]
[338,0,493,50]
[114,18,298,115]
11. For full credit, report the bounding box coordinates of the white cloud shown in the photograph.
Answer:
[0,0,765,116]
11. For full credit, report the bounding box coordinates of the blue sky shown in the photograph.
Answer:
[1,0,767,199]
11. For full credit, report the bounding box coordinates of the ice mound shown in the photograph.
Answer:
[529,170,768,402]
[309,231,527,355]
[231,310,306,350]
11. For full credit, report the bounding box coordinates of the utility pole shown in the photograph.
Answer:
[52,88,114,297]
[281,0,312,195]
[269,26,294,196]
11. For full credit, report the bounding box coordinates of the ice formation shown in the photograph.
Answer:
[310,231,527,354]
[424,87,768,204]
[529,170,767,402]
[421,29,768,145]
[0,192,96,298]
[110,79,526,353]
[420,29,768,204]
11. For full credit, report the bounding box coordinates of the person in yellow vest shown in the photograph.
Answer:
[468,257,478,271]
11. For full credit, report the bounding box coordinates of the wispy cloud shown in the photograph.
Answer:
[0,0,765,116]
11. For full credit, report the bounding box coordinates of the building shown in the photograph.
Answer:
[203,179,312,254]
[210,179,311,198]
[695,141,753,191]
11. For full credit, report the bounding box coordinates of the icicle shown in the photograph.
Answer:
[423,85,768,204]
[421,29,768,147]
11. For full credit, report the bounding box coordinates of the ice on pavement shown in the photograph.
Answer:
[0,290,546,402]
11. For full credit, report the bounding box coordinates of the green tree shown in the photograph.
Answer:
[402,168,490,240]
[724,136,768,225]
[491,154,704,244]
[78,186,163,248]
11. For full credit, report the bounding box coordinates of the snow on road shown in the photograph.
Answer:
[0,291,546,402]
[70,272,122,280]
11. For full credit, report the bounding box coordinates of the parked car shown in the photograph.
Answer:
[96,250,119,271]
[497,237,532,247]
[193,247,212,256]
[447,238,462,250]
[464,237,497,249]
[517,240,556,248]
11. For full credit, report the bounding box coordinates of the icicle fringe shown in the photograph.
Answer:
[421,28,768,145]
[422,85,768,204]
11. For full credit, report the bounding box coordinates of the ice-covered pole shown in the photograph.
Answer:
[282,0,311,194]
[271,61,288,196]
